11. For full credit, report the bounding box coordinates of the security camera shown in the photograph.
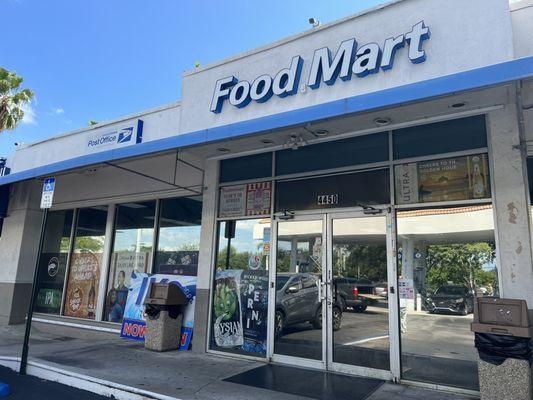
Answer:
[309,18,320,28]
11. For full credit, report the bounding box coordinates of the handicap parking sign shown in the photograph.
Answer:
[40,177,56,209]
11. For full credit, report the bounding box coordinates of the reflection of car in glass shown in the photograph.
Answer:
[333,277,380,313]
[426,285,475,316]
[275,273,342,337]
[374,282,388,299]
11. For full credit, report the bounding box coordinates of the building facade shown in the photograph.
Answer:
[1,0,533,393]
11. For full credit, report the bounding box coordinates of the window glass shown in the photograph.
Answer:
[395,153,491,205]
[276,132,389,176]
[210,218,271,357]
[275,169,390,212]
[104,201,156,323]
[393,115,487,160]
[35,210,74,314]
[63,206,108,319]
[397,205,498,390]
[154,197,202,275]
[219,152,273,183]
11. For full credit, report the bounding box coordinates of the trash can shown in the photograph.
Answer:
[144,282,188,352]
[471,298,533,400]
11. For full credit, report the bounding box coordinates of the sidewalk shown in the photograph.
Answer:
[0,321,477,400]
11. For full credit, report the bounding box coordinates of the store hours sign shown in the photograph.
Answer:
[210,21,430,113]
[219,181,272,218]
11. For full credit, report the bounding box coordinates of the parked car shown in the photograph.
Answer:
[333,277,380,313]
[275,273,342,337]
[426,285,475,316]
[374,282,388,299]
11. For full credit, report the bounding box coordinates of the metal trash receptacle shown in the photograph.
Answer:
[144,283,188,352]
[471,298,533,400]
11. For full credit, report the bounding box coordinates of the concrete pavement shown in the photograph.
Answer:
[0,320,477,400]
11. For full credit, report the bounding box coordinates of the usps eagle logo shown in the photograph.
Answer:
[117,127,134,144]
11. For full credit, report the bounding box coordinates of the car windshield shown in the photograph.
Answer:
[435,286,465,295]
[276,276,290,291]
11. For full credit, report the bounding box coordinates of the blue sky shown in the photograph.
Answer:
[0,0,385,159]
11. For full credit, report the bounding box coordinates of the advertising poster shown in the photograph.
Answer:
[219,185,246,218]
[395,154,490,204]
[120,272,197,351]
[105,252,149,323]
[35,253,68,314]
[219,181,272,218]
[240,270,269,355]
[245,182,272,216]
[212,270,244,348]
[156,250,199,276]
[63,252,102,319]
[211,269,269,356]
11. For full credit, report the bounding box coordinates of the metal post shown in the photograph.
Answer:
[20,208,48,375]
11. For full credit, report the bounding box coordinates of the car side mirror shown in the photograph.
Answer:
[286,285,300,294]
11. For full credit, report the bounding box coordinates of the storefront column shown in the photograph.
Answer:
[0,181,43,324]
[488,104,533,304]
[192,159,217,353]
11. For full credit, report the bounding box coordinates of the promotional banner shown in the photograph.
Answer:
[156,250,199,276]
[211,269,268,356]
[35,253,68,314]
[120,272,197,350]
[63,252,102,319]
[105,252,150,322]
[395,154,490,204]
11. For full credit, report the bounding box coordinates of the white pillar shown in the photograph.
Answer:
[488,104,533,304]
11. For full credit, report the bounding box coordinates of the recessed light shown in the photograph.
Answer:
[260,139,275,144]
[217,147,230,153]
[450,101,468,109]
[373,117,391,126]
[314,129,329,137]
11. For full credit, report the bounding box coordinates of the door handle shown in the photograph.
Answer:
[317,280,327,302]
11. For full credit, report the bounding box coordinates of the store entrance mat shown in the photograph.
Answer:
[223,364,384,400]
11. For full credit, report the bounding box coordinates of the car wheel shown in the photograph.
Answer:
[275,310,285,337]
[312,307,323,329]
[459,304,467,316]
[332,306,342,331]
[353,305,367,313]
[339,296,347,312]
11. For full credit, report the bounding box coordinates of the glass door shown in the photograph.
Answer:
[326,212,396,380]
[271,216,326,369]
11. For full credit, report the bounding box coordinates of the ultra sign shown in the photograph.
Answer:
[211,21,430,113]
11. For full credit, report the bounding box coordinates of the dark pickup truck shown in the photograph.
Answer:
[333,277,380,312]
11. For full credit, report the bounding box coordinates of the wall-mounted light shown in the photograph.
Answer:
[309,18,320,28]
[373,117,391,126]
[450,101,468,109]
[283,134,308,150]
[217,147,230,153]
[260,139,275,145]
[314,129,329,137]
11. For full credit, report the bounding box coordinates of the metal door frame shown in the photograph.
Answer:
[267,208,401,381]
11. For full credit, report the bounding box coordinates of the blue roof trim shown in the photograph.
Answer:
[1,56,533,186]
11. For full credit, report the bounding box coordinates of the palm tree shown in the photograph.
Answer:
[0,67,34,132]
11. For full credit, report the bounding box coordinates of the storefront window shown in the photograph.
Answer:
[210,218,271,357]
[104,201,156,323]
[63,206,108,320]
[397,205,498,390]
[154,197,202,275]
[35,210,74,314]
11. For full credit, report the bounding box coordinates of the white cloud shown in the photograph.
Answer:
[54,107,65,115]
[21,102,36,125]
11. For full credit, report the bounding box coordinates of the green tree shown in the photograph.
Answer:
[425,243,496,293]
[0,68,34,132]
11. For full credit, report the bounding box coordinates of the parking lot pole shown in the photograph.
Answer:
[20,208,48,375]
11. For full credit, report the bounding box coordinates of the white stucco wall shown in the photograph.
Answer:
[179,0,514,134]
[511,0,533,58]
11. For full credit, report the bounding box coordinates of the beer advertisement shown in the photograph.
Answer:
[63,252,102,319]
[35,253,68,314]
[395,154,490,204]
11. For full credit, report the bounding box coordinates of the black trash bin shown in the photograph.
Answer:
[143,283,188,352]
[471,298,532,400]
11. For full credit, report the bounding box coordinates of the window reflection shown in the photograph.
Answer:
[154,197,202,275]
[397,205,497,390]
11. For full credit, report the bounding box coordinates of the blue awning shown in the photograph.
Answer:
[1,56,533,187]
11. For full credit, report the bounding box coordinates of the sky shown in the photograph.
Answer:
[0,0,389,160]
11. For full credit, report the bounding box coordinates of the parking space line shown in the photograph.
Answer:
[343,335,389,346]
